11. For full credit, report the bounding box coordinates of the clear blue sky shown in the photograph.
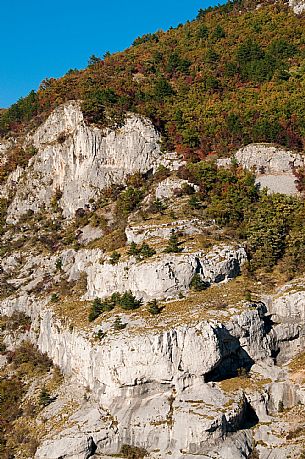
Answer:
[0,0,225,108]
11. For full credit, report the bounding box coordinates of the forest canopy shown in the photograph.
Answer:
[1,0,305,160]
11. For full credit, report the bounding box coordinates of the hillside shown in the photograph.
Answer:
[1,1,305,162]
[0,1,305,459]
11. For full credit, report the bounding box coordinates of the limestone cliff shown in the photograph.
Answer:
[0,102,305,459]
[5,101,162,221]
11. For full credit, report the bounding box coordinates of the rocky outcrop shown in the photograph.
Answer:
[218,143,305,195]
[125,218,212,244]
[155,177,199,200]
[0,292,266,458]
[1,268,305,457]
[289,0,305,14]
[1,103,305,458]
[235,144,304,174]
[5,101,162,222]
[81,245,246,301]
[0,139,14,166]
[0,243,246,302]
[268,287,305,363]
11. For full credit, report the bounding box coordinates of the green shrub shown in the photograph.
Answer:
[128,242,156,260]
[39,388,53,407]
[138,243,156,259]
[245,194,298,269]
[188,195,201,209]
[189,274,209,291]
[117,291,142,310]
[113,317,127,330]
[50,293,59,303]
[116,187,144,215]
[164,230,183,253]
[109,251,121,265]
[0,90,38,135]
[88,291,142,321]
[127,241,139,256]
[88,297,115,321]
[153,78,175,100]
[81,88,118,124]
[147,299,163,315]
[55,257,63,271]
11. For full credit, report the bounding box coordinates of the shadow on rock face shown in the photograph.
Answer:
[204,328,255,383]
[84,436,97,459]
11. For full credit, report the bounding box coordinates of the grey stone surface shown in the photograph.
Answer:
[5,101,163,222]
[289,0,305,14]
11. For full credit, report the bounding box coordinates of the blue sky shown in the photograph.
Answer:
[0,0,225,108]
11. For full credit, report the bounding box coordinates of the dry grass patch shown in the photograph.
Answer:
[51,297,92,330]
[219,375,271,393]
[288,351,305,384]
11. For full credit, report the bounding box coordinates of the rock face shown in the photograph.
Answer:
[1,102,305,458]
[125,218,211,244]
[155,177,199,200]
[235,144,304,174]
[289,0,305,14]
[0,293,265,458]
[1,250,305,458]
[82,245,247,301]
[268,288,305,363]
[2,283,303,459]
[6,101,162,221]
[233,143,304,195]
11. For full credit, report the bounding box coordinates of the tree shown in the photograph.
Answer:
[138,243,156,260]
[116,187,144,215]
[189,274,209,291]
[88,298,103,322]
[39,388,53,407]
[197,24,209,39]
[153,78,174,100]
[109,251,121,265]
[147,299,163,315]
[164,230,183,253]
[212,25,226,40]
[113,317,127,330]
[117,291,142,310]
[127,242,139,256]
[88,54,102,66]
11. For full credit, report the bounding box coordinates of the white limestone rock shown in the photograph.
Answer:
[77,224,104,245]
[219,143,305,195]
[229,304,273,363]
[158,151,186,171]
[235,143,304,195]
[1,279,303,458]
[0,139,13,166]
[269,289,305,322]
[125,218,212,244]
[83,245,247,301]
[0,165,24,199]
[268,288,305,363]
[289,0,305,14]
[155,177,198,200]
[6,101,162,222]
[235,144,304,174]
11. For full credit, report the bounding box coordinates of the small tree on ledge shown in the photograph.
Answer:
[164,230,183,253]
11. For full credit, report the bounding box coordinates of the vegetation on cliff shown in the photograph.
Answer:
[1,0,305,161]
